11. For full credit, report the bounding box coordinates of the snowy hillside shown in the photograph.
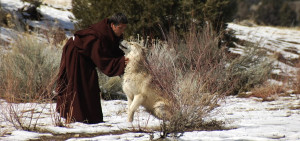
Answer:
[0,0,74,48]
[1,0,300,140]
[227,23,300,79]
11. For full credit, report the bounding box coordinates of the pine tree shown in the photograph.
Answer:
[279,2,297,26]
[124,0,176,38]
[0,2,4,26]
[255,0,283,26]
[72,0,126,30]
[203,0,237,33]
[174,0,206,34]
[255,0,297,26]
[72,0,237,38]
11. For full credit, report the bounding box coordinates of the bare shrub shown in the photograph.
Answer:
[41,25,67,46]
[142,25,233,137]
[0,101,46,131]
[226,43,274,95]
[0,129,8,137]
[50,103,66,127]
[0,34,62,102]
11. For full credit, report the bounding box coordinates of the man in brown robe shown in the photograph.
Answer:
[55,13,129,124]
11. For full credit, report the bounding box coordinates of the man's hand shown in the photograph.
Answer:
[125,57,129,65]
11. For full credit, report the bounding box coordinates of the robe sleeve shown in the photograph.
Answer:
[89,37,125,77]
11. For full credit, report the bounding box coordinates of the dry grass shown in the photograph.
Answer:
[294,62,300,93]
[41,25,67,46]
[249,84,286,101]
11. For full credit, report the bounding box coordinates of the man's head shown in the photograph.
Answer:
[109,13,128,37]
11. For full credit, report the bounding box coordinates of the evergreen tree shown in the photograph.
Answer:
[124,0,176,38]
[279,2,297,26]
[255,0,283,26]
[72,0,126,30]
[203,0,237,33]
[0,2,5,26]
[72,0,237,38]
[174,0,206,34]
[255,0,297,26]
[235,0,260,21]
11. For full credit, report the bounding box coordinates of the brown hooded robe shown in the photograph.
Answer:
[55,18,125,124]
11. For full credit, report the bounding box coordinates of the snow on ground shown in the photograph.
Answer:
[0,0,74,32]
[0,0,28,11]
[1,95,300,140]
[228,23,300,75]
[228,23,300,60]
[0,99,161,141]
[42,0,72,10]
[1,0,300,140]
[0,26,18,45]
[0,0,74,49]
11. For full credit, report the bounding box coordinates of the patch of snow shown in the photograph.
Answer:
[42,0,72,10]
[3,130,52,141]
[1,95,300,141]
[0,27,17,44]
[0,0,75,46]
[38,5,75,30]
[1,1,300,140]
[273,60,298,75]
[0,0,30,11]
[228,23,300,60]
[0,0,74,31]
[228,23,300,77]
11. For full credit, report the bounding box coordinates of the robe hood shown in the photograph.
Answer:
[73,18,123,50]
[90,18,113,39]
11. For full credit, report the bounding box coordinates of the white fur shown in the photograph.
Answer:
[121,41,171,122]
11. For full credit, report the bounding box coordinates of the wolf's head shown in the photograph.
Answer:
[120,40,148,72]
[120,40,147,61]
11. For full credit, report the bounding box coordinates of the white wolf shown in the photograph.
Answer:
[120,41,172,122]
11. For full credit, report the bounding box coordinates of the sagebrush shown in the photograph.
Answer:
[0,34,62,102]
[227,43,274,94]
